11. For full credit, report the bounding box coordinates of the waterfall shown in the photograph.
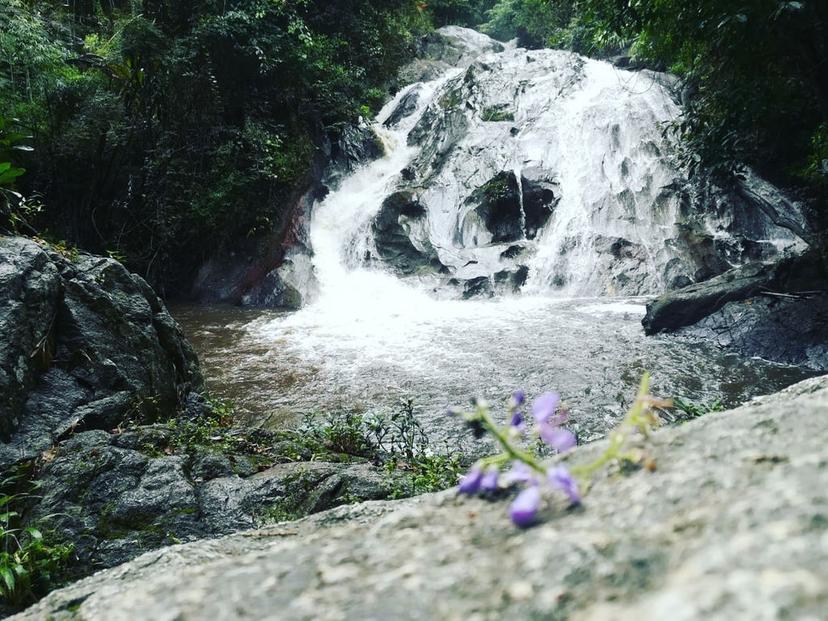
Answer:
[301,26,804,305]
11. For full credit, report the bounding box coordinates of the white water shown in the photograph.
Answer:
[280,29,683,347]
[187,29,811,443]
[304,75,455,324]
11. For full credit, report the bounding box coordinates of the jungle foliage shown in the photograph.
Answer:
[0,0,431,290]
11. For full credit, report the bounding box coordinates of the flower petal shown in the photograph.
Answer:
[501,461,535,486]
[539,424,576,452]
[480,467,499,492]
[458,465,483,494]
[548,465,581,505]
[532,392,560,423]
[509,485,541,527]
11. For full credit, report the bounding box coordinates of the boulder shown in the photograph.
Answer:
[25,425,396,574]
[371,191,440,275]
[643,252,827,335]
[15,375,828,621]
[642,261,777,334]
[676,293,828,371]
[0,236,202,468]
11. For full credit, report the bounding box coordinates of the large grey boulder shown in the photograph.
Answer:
[642,261,777,334]
[15,375,828,621]
[0,236,203,467]
[642,251,827,368]
[676,293,828,371]
[25,426,396,574]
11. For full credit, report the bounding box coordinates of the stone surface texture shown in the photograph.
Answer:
[0,236,202,467]
[25,425,396,573]
[15,375,828,621]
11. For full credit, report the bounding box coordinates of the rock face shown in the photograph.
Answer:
[14,375,828,621]
[642,261,777,334]
[642,252,828,370]
[397,26,506,85]
[25,425,395,573]
[0,236,202,467]
[676,294,828,371]
[370,191,439,275]
[325,27,810,300]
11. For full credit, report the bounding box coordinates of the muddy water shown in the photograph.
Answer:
[173,298,812,450]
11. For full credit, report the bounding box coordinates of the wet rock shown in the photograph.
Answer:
[371,191,440,276]
[380,29,811,298]
[17,376,828,621]
[0,236,202,468]
[493,266,529,292]
[324,123,385,189]
[239,255,306,310]
[463,171,524,244]
[643,252,827,335]
[677,294,828,371]
[520,167,559,239]
[383,85,422,128]
[462,276,493,299]
[642,262,777,334]
[398,26,505,85]
[499,244,526,260]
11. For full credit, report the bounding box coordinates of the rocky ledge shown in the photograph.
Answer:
[643,253,828,371]
[0,235,202,467]
[15,375,828,620]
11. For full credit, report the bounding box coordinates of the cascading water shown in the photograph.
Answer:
[176,28,813,446]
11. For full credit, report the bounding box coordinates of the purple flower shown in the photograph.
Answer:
[509,485,541,527]
[458,465,483,494]
[511,390,526,407]
[531,392,561,423]
[539,424,576,452]
[548,465,581,505]
[510,410,524,428]
[480,467,499,492]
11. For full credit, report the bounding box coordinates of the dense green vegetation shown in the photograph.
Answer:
[1,468,73,611]
[0,0,434,289]
[2,0,825,290]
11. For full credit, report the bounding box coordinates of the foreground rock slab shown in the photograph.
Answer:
[16,376,828,620]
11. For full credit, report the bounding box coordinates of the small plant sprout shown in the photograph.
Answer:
[451,373,670,527]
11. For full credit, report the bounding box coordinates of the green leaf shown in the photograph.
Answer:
[0,566,15,593]
[0,166,25,184]
[25,527,43,541]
